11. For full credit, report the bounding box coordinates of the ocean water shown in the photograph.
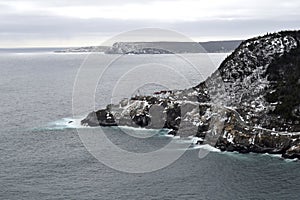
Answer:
[0,51,299,200]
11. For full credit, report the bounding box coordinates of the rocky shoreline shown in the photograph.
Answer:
[81,30,300,159]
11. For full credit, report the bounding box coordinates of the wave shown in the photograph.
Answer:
[38,117,172,133]
[35,118,299,162]
[261,153,298,162]
[220,151,298,162]
[35,117,85,131]
[197,144,221,152]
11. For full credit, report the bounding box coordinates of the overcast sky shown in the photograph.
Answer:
[0,0,299,47]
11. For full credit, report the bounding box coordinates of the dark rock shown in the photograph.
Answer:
[132,113,151,127]
[196,139,204,145]
[199,104,210,116]
[195,128,207,138]
[282,146,300,159]
[168,130,177,136]
[81,109,117,126]
[81,111,99,126]
[163,103,181,131]
[282,139,300,159]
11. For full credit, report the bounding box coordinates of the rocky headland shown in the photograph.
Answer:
[81,30,300,159]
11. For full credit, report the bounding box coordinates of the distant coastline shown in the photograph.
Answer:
[54,40,243,54]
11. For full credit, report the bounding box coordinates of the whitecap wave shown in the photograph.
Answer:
[38,117,86,130]
[261,153,282,158]
[284,158,298,162]
[261,153,298,162]
[197,144,221,152]
[42,119,297,162]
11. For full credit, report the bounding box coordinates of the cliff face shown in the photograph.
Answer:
[81,30,300,159]
[212,31,300,159]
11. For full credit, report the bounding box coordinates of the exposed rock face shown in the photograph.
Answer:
[215,110,297,155]
[81,107,117,127]
[81,30,300,159]
[283,141,300,159]
[82,97,187,132]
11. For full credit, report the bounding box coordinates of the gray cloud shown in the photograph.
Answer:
[0,0,299,47]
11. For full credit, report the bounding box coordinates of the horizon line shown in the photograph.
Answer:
[0,39,245,49]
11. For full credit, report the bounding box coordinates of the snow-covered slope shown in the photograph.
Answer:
[211,31,300,132]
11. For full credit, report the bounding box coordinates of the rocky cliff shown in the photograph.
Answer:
[81,30,300,159]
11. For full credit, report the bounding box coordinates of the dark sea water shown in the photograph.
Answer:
[0,51,299,200]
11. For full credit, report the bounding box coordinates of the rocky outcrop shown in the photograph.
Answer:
[215,109,299,156]
[81,106,117,127]
[283,140,300,159]
[81,30,300,159]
